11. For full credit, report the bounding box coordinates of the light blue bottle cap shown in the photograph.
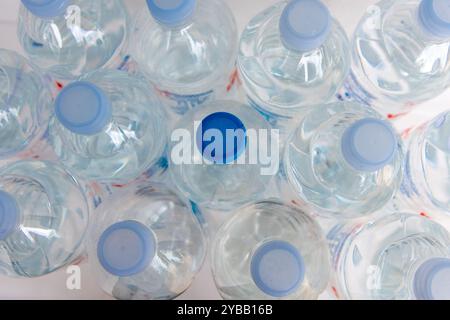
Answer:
[146,0,196,27]
[55,81,112,136]
[414,258,450,300]
[419,0,450,38]
[21,0,71,18]
[341,118,398,172]
[0,191,19,240]
[196,112,247,164]
[97,220,156,277]
[250,240,305,298]
[279,0,332,52]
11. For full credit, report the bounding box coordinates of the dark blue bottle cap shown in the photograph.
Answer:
[55,81,112,136]
[419,0,450,38]
[250,240,305,298]
[21,0,71,19]
[146,0,196,27]
[341,118,398,172]
[414,258,450,300]
[196,112,247,164]
[97,220,156,277]
[0,191,19,240]
[280,0,332,52]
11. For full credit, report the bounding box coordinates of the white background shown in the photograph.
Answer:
[0,0,449,300]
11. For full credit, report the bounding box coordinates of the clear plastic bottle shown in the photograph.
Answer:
[348,0,450,114]
[17,0,127,80]
[284,101,403,218]
[238,0,350,132]
[88,182,206,300]
[0,49,52,158]
[400,111,450,213]
[328,213,450,300]
[130,0,238,115]
[48,69,168,184]
[169,100,277,211]
[211,200,330,300]
[0,160,89,278]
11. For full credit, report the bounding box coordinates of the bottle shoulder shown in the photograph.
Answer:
[211,200,330,300]
[238,2,349,85]
[18,0,127,37]
[0,160,88,213]
[334,213,450,299]
[355,0,450,77]
[237,2,349,110]
[48,70,166,174]
[131,0,237,91]
[290,102,381,137]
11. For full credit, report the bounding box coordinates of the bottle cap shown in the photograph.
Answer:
[341,118,398,172]
[250,240,305,297]
[414,258,450,300]
[419,0,450,38]
[21,0,71,19]
[280,0,332,52]
[196,112,247,164]
[0,191,19,240]
[55,81,112,136]
[97,220,156,277]
[146,0,196,27]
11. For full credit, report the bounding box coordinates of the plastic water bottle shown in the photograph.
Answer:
[130,0,238,115]
[0,160,89,278]
[284,101,403,218]
[211,200,330,300]
[88,182,205,300]
[17,0,127,80]
[0,49,52,158]
[169,100,277,211]
[48,69,167,184]
[328,213,450,300]
[347,0,450,114]
[238,0,350,132]
[399,111,450,214]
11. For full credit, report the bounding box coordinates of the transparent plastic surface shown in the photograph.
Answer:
[284,101,403,218]
[400,112,450,213]
[88,182,206,300]
[48,69,168,183]
[169,100,276,211]
[0,160,89,278]
[238,1,350,128]
[17,0,127,79]
[348,0,450,113]
[130,0,237,114]
[0,49,52,158]
[328,213,450,300]
[211,200,330,300]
